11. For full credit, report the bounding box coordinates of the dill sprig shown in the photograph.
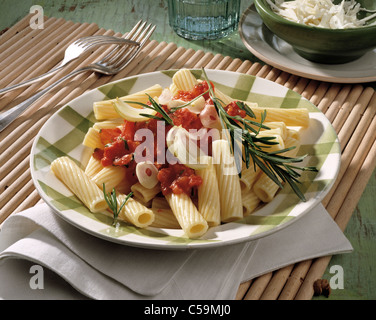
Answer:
[201,68,317,201]
[103,183,133,226]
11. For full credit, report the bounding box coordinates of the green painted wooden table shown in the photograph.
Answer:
[0,0,375,300]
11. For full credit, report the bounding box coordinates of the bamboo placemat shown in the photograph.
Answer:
[0,15,375,300]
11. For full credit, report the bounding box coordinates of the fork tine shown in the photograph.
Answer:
[135,23,155,46]
[111,23,156,70]
[72,35,135,50]
[74,35,106,46]
[99,21,148,65]
[128,21,148,42]
[104,22,155,66]
[125,20,144,41]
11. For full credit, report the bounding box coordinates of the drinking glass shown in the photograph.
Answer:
[168,0,241,40]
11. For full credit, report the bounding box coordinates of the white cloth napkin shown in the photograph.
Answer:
[0,203,352,300]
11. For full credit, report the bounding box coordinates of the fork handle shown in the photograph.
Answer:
[0,68,89,132]
[0,65,66,95]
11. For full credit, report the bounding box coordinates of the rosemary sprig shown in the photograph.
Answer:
[169,90,210,112]
[121,95,174,125]
[201,68,318,201]
[138,94,174,125]
[103,183,133,226]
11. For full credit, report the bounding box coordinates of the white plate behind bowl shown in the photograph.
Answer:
[30,69,341,250]
[239,5,376,84]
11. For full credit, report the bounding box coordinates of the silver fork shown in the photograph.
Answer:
[0,21,156,132]
[0,35,140,95]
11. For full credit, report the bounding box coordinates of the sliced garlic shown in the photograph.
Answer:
[166,99,186,110]
[158,88,173,105]
[135,161,159,189]
[185,96,205,114]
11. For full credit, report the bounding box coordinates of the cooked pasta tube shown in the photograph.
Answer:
[94,84,163,120]
[246,105,309,127]
[253,173,280,203]
[83,128,104,150]
[172,68,198,91]
[240,163,261,191]
[212,87,259,110]
[212,140,243,222]
[150,208,181,229]
[152,197,170,209]
[166,192,208,239]
[92,166,126,191]
[255,131,285,153]
[114,176,133,195]
[261,122,288,140]
[93,119,124,130]
[117,195,155,228]
[241,189,260,216]
[212,88,233,106]
[131,182,161,203]
[85,155,103,178]
[286,128,300,140]
[51,157,107,213]
[196,157,221,227]
[253,136,301,202]
[169,83,179,96]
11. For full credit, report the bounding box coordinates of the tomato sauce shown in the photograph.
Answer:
[224,101,247,118]
[91,82,221,196]
[174,81,213,102]
[171,108,203,131]
[157,163,202,196]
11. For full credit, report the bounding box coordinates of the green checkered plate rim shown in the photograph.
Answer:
[30,69,341,250]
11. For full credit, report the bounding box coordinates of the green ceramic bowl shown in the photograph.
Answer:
[254,0,376,64]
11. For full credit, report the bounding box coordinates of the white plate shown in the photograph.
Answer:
[30,69,341,250]
[239,5,376,84]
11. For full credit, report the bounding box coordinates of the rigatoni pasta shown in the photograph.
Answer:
[241,189,260,217]
[212,140,243,222]
[172,68,198,91]
[117,195,155,228]
[196,156,221,227]
[93,84,163,120]
[51,69,310,239]
[253,133,301,203]
[92,166,127,192]
[85,155,103,178]
[131,182,161,204]
[166,192,208,239]
[51,157,108,213]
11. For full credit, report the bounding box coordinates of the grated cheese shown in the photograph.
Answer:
[265,0,376,29]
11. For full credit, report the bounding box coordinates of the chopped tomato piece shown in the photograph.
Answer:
[99,128,121,145]
[121,120,136,140]
[93,148,104,161]
[172,108,203,130]
[224,101,247,118]
[101,139,128,167]
[157,163,202,196]
[174,81,213,102]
